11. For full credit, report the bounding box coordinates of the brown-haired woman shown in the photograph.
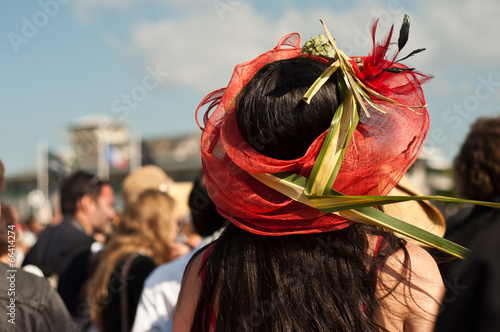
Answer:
[88,189,185,331]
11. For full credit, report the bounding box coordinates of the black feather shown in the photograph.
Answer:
[398,14,411,51]
[383,67,415,73]
[395,48,426,63]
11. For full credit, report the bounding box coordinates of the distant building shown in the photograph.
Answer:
[3,115,202,222]
[70,114,130,174]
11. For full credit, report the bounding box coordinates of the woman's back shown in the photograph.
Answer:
[174,224,443,331]
[102,253,157,332]
[174,17,446,331]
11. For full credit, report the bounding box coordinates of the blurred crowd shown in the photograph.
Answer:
[0,163,225,331]
[1,116,500,331]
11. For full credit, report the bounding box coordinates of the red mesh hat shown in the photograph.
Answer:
[197,21,430,236]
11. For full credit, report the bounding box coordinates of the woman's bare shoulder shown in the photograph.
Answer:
[172,247,209,332]
[378,242,444,331]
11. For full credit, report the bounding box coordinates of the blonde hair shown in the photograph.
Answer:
[88,189,177,328]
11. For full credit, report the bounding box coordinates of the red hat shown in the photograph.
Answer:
[197,19,432,236]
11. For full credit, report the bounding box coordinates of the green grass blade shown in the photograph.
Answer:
[249,172,310,205]
[250,171,500,258]
[305,102,344,195]
[312,193,500,212]
[358,88,388,114]
[319,95,359,195]
[306,75,359,196]
[303,61,340,104]
[339,208,468,259]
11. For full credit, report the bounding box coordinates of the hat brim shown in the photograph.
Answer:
[168,181,194,220]
[384,175,446,242]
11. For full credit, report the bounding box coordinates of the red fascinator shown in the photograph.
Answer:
[196,17,500,258]
[197,18,432,236]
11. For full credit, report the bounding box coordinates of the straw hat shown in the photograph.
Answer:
[121,165,193,219]
[385,175,446,239]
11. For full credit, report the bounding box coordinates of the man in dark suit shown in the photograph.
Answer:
[23,170,116,281]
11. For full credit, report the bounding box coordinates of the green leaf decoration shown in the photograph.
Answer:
[339,208,469,259]
[305,77,359,196]
[303,61,340,104]
[304,20,397,198]
[249,171,500,259]
[301,34,337,59]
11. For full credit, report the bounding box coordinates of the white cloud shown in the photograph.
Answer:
[127,0,390,92]
[130,3,283,92]
[72,0,135,22]
[71,0,186,22]
[415,0,500,71]
[114,0,500,123]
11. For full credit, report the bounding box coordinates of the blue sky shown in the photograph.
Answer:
[1,0,500,176]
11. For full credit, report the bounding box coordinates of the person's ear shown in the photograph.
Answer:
[77,194,95,212]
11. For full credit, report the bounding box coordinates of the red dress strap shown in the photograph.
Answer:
[200,243,215,282]
[373,235,384,259]
[373,235,384,280]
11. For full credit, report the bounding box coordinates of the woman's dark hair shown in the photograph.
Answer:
[453,116,500,201]
[194,223,408,331]
[191,57,410,331]
[236,57,339,160]
[188,169,226,237]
